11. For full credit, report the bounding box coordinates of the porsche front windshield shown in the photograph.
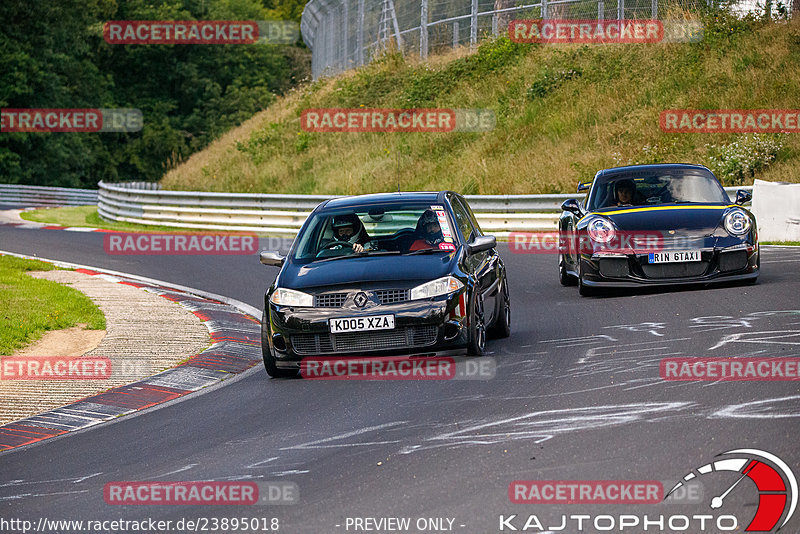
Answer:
[292,202,457,262]
[588,169,730,211]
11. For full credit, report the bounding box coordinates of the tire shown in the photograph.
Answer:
[488,278,510,339]
[578,260,599,297]
[467,291,487,356]
[261,308,298,378]
[559,253,577,286]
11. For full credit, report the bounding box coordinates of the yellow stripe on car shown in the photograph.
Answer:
[578,205,736,223]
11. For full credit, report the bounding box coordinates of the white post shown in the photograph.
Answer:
[471,0,478,47]
[421,0,429,59]
[357,0,365,65]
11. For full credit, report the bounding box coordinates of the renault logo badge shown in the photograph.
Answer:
[354,292,368,307]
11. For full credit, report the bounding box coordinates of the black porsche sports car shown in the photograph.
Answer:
[259,191,510,378]
[559,163,759,296]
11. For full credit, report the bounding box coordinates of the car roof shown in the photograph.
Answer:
[596,163,713,179]
[321,191,447,210]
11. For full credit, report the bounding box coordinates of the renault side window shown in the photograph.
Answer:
[449,195,475,243]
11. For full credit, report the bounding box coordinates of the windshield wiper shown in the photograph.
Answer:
[312,250,401,264]
[403,248,452,256]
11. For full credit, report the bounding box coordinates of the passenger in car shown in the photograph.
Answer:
[409,210,445,251]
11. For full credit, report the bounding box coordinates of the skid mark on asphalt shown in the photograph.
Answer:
[709,395,800,419]
[537,335,617,349]
[603,322,667,337]
[398,402,692,454]
[281,421,407,451]
[709,329,800,350]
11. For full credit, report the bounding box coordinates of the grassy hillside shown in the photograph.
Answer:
[161,11,800,195]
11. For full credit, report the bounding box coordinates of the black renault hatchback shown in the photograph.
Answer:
[259,191,510,377]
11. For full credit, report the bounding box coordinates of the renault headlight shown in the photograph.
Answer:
[724,209,751,236]
[270,288,314,307]
[410,276,464,300]
[586,217,616,244]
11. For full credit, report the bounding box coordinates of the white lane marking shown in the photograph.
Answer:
[282,421,407,451]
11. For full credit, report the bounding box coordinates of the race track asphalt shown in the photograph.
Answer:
[1,220,799,533]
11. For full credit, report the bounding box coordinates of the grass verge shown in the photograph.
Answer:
[0,255,106,355]
[161,11,800,196]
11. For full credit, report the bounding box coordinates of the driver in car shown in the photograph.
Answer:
[409,210,445,251]
[327,214,371,253]
[613,179,642,207]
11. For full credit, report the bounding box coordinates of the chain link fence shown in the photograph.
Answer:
[301,0,723,78]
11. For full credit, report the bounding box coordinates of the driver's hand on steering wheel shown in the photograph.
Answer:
[353,243,365,253]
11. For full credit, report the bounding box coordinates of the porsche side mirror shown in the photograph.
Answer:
[260,250,285,267]
[466,235,496,255]
[735,189,752,205]
[561,198,582,214]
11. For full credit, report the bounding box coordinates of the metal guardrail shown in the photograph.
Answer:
[96,181,753,236]
[0,184,98,207]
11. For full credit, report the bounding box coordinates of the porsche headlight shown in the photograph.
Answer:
[410,276,464,300]
[270,288,314,307]
[587,217,616,244]
[724,209,751,236]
